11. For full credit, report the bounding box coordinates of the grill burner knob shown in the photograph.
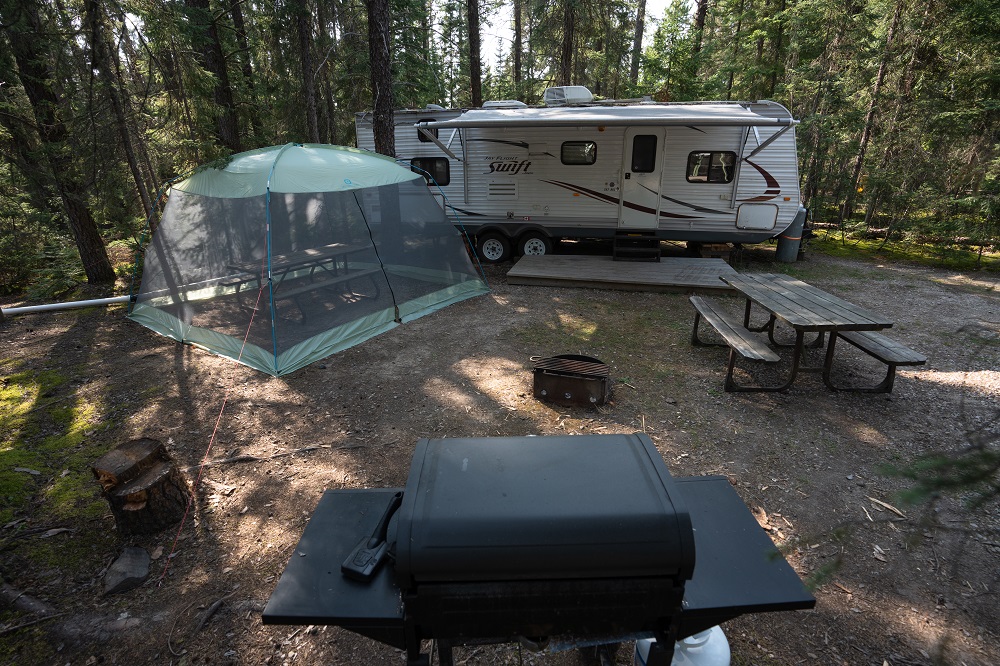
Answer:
[564,392,572,399]
[540,389,548,396]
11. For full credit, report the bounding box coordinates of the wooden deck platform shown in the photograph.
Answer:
[506,255,737,293]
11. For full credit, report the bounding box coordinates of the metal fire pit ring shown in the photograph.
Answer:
[532,354,610,408]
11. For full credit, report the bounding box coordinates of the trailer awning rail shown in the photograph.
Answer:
[419,103,799,130]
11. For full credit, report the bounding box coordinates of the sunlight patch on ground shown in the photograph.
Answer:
[451,356,530,410]
[918,370,1000,393]
[931,274,999,292]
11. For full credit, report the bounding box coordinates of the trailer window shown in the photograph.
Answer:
[417,119,439,143]
[410,157,450,186]
[687,151,736,183]
[631,135,658,173]
[561,141,597,165]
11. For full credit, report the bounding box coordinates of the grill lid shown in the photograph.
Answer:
[393,433,695,587]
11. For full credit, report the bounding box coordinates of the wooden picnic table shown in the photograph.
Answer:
[718,273,897,391]
[226,242,371,287]
[225,243,382,319]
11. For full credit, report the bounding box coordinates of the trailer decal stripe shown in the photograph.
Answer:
[542,180,699,219]
[660,195,729,214]
[542,179,619,205]
[447,205,489,217]
[739,159,782,202]
[638,184,730,214]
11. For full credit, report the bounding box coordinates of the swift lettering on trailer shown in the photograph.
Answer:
[485,158,534,175]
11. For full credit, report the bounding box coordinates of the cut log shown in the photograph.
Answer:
[92,438,192,535]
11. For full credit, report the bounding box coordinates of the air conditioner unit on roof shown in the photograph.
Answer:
[543,86,595,106]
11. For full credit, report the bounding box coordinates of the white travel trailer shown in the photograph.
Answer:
[355,87,806,262]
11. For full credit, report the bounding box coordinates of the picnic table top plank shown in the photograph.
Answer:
[227,242,371,276]
[722,273,893,331]
[764,274,889,327]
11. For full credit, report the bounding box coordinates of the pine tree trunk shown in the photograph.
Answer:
[316,0,337,144]
[185,0,242,152]
[692,0,709,59]
[725,0,746,101]
[84,0,154,218]
[230,0,262,140]
[467,0,483,107]
[629,0,646,86]
[513,0,523,87]
[367,0,395,156]
[296,2,320,143]
[560,0,575,86]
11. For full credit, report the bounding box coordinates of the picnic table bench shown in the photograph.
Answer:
[689,295,780,392]
[826,330,927,392]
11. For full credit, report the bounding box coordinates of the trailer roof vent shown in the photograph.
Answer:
[543,86,595,106]
[483,100,528,109]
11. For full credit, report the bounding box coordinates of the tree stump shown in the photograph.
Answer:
[91,438,192,535]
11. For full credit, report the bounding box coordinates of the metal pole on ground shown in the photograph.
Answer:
[0,295,133,320]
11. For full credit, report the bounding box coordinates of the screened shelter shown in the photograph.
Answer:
[129,144,489,376]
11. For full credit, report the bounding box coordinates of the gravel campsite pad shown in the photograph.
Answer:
[2,249,999,665]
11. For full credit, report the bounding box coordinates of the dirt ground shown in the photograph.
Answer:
[2,245,999,666]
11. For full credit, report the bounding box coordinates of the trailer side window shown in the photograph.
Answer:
[631,135,658,173]
[561,141,597,165]
[687,151,737,183]
[417,119,439,143]
[410,157,450,186]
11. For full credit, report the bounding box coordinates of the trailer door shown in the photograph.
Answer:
[618,128,665,229]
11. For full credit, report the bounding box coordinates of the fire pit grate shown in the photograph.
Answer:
[532,354,610,407]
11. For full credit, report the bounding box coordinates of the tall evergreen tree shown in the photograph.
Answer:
[0,0,116,284]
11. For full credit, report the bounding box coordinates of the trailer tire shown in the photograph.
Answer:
[518,231,553,257]
[477,232,512,263]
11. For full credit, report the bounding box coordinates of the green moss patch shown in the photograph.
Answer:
[0,368,110,527]
[809,229,1000,272]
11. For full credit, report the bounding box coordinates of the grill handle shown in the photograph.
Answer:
[341,491,403,582]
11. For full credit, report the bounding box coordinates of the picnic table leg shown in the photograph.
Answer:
[234,276,262,312]
[757,317,823,350]
[741,299,792,346]
[724,330,803,392]
[691,310,727,347]
[822,332,898,393]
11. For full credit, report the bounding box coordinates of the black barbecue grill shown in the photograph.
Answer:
[263,434,815,665]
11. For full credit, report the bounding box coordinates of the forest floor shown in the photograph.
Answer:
[1,244,999,666]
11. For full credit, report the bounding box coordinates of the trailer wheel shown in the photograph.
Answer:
[518,231,553,257]
[477,232,512,263]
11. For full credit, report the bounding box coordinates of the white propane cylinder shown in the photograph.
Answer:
[633,626,731,666]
